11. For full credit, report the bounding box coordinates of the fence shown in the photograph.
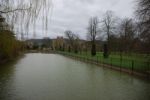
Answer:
[57,51,150,78]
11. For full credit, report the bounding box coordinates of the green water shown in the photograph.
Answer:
[0,53,150,100]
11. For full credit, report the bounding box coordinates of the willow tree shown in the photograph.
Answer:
[0,0,52,61]
[0,0,52,40]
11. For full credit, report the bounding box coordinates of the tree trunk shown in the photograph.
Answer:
[91,43,96,56]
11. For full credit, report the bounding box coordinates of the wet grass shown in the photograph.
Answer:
[58,51,150,73]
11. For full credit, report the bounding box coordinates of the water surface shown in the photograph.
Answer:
[0,53,150,100]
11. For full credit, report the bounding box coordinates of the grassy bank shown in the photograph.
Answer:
[58,51,150,74]
[0,30,24,64]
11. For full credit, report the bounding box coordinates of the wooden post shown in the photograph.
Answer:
[120,57,122,71]
[132,60,134,74]
[147,61,150,79]
[110,57,112,66]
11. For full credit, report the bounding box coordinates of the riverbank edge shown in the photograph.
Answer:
[57,52,150,80]
[0,52,25,65]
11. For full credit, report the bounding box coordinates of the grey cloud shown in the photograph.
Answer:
[26,0,136,39]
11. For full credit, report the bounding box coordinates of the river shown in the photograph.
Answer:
[0,53,150,100]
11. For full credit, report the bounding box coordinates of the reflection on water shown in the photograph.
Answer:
[0,53,150,100]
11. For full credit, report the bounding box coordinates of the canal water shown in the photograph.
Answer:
[0,53,150,100]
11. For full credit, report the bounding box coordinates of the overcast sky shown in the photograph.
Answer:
[27,0,136,39]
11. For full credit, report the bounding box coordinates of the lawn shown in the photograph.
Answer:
[58,51,150,73]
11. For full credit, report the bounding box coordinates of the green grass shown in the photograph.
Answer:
[58,51,150,73]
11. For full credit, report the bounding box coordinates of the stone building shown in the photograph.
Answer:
[52,36,66,51]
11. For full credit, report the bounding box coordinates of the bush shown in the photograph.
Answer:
[0,30,23,61]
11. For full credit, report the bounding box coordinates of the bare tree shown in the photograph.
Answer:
[119,18,136,53]
[87,17,99,56]
[102,10,117,56]
[136,0,150,54]
[65,30,79,53]
[136,0,150,24]
[65,30,74,48]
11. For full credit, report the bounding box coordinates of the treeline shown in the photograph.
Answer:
[64,0,150,57]
[0,15,24,63]
[0,0,51,63]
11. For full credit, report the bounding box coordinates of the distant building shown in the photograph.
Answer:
[52,36,65,50]
[52,36,87,52]
[26,36,103,52]
[26,37,52,49]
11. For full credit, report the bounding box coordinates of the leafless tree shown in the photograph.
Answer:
[119,18,136,53]
[87,17,99,56]
[65,30,79,53]
[136,0,150,54]
[101,10,117,55]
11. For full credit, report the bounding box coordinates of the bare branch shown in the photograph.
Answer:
[0,7,32,14]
